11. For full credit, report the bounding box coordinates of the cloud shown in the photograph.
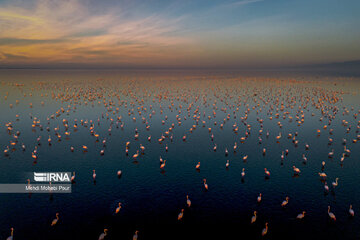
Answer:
[0,10,44,24]
[231,0,264,6]
[0,37,68,45]
[0,0,358,68]
[0,0,193,65]
[66,30,108,38]
[0,52,28,60]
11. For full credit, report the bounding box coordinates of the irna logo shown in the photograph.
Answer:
[33,172,71,182]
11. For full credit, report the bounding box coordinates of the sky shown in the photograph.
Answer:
[0,0,359,68]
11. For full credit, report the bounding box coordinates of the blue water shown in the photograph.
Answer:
[0,69,359,239]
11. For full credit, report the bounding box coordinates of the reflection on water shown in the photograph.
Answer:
[0,69,359,240]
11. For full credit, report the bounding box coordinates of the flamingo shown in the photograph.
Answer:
[349,205,354,217]
[281,196,289,207]
[4,146,9,155]
[225,160,230,168]
[186,195,191,207]
[241,168,245,178]
[296,211,306,219]
[160,160,166,169]
[71,172,75,182]
[195,162,200,170]
[328,206,336,221]
[340,153,345,163]
[178,209,184,220]
[261,222,268,236]
[257,193,262,203]
[324,182,329,192]
[264,168,270,178]
[115,202,122,214]
[93,170,96,181]
[251,211,257,224]
[302,154,307,163]
[133,150,139,159]
[98,229,108,240]
[51,213,59,226]
[328,149,334,157]
[6,228,13,240]
[293,166,301,175]
[133,230,139,240]
[344,146,351,155]
[318,172,327,179]
[332,178,339,188]
[117,170,122,177]
[276,132,282,140]
[203,179,208,190]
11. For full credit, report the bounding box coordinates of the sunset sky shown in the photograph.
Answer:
[0,0,359,68]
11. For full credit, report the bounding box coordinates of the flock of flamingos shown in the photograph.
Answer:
[1,76,360,239]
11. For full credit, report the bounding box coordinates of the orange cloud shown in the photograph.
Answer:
[0,0,196,66]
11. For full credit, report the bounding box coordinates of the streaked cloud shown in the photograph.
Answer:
[0,0,194,66]
[0,38,68,45]
[231,0,264,6]
[0,0,359,68]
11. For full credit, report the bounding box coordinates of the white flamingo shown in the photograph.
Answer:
[93,170,96,181]
[296,211,306,219]
[241,168,245,178]
[332,178,339,188]
[328,206,336,221]
[98,229,108,240]
[264,168,270,178]
[6,228,13,240]
[251,211,257,224]
[349,205,354,217]
[324,182,329,192]
[281,197,289,207]
[133,230,139,240]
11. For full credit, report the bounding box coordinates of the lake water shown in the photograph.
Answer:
[0,69,359,239]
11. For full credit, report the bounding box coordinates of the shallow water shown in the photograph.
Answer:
[0,69,359,240]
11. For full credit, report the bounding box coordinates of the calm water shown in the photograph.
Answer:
[0,69,359,240]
